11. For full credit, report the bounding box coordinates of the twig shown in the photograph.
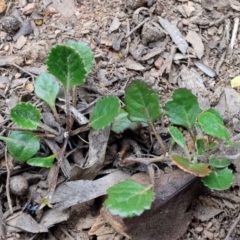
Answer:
[11,63,36,78]
[122,155,168,165]
[215,51,226,74]
[125,17,150,38]
[5,147,13,215]
[209,13,232,27]
[0,125,49,134]
[124,18,131,56]
[166,44,177,74]
[0,197,5,239]
[60,227,75,240]
[229,17,239,55]
[225,213,240,240]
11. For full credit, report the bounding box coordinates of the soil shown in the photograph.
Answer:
[1,0,240,239]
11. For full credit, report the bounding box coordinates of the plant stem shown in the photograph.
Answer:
[50,105,60,124]
[0,126,46,134]
[72,86,77,108]
[65,89,72,132]
[150,123,166,156]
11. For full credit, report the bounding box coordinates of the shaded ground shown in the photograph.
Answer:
[1,0,240,239]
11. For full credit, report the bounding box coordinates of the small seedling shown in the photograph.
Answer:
[105,82,237,218]
[1,40,237,221]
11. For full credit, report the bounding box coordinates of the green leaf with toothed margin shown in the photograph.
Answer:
[90,96,120,130]
[201,168,234,190]
[165,89,201,131]
[46,45,87,88]
[35,73,60,109]
[10,102,41,129]
[6,131,40,162]
[65,40,94,76]
[105,180,155,218]
[198,109,230,140]
[124,80,161,125]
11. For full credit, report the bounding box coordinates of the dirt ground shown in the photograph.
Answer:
[2,0,240,239]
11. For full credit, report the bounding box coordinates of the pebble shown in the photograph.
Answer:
[2,16,21,34]
[195,226,204,233]
[182,18,191,25]
[206,222,213,229]
[4,44,9,51]
[203,229,214,239]
[154,56,164,69]
[14,35,27,49]
[219,229,225,238]
[22,3,36,15]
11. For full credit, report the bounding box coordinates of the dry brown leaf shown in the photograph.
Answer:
[0,0,6,13]
[25,83,34,92]
[185,30,204,59]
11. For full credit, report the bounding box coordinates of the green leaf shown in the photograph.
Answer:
[39,197,52,209]
[165,89,201,131]
[10,102,41,129]
[35,73,60,108]
[171,154,211,177]
[7,131,40,162]
[205,141,218,151]
[90,96,120,130]
[105,180,155,218]
[65,40,94,76]
[124,80,161,125]
[46,45,87,88]
[201,168,234,190]
[27,154,55,168]
[195,138,205,154]
[111,109,139,134]
[209,157,231,168]
[206,108,223,121]
[198,110,230,140]
[168,126,188,152]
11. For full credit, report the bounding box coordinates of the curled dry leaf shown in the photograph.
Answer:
[159,17,188,54]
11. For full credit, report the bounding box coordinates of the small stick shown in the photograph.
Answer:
[11,63,36,79]
[225,213,240,240]
[5,148,13,215]
[229,17,239,54]
[125,17,150,38]
[122,155,167,166]
[166,45,177,74]
[0,197,5,239]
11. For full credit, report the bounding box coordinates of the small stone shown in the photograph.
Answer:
[4,44,9,51]
[2,16,21,34]
[10,175,28,196]
[195,226,204,233]
[14,35,27,49]
[15,73,21,79]
[206,222,213,229]
[22,3,36,15]
[154,57,164,69]
[203,229,214,239]
[219,229,225,238]
[182,18,191,25]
